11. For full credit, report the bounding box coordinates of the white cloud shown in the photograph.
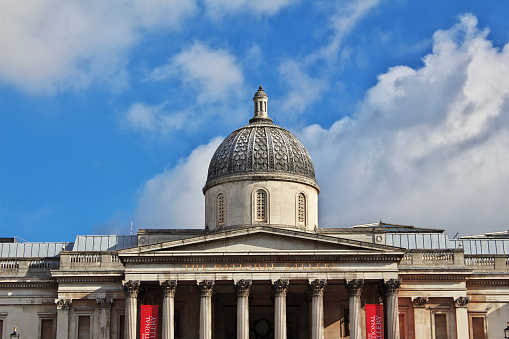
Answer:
[277,0,380,114]
[297,14,509,235]
[123,101,186,136]
[132,137,223,229]
[203,0,297,19]
[149,41,244,104]
[0,0,197,93]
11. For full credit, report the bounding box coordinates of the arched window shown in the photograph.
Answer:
[298,193,306,225]
[255,189,267,222]
[217,193,225,226]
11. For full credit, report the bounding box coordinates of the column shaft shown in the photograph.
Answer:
[455,297,470,339]
[235,280,251,339]
[96,298,113,339]
[273,279,289,339]
[309,279,326,339]
[381,279,401,339]
[412,297,428,339]
[122,280,140,339]
[55,299,71,339]
[161,281,177,339]
[346,280,364,339]
[198,280,214,339]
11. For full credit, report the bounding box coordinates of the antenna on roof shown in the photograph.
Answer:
[130,221,133,236]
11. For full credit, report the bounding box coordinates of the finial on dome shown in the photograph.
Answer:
[250,85,273,124]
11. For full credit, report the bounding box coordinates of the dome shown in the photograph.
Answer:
[204,87,319,192]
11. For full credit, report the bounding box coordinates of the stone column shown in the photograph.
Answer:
[412,297,428,339]
[272,279,289,339]
[122,280,140,339]
[346,279,364,339]
[454,296,470,339]
[309,279,327,339]
[161,280,177,339]
[96,298,114,339]
[235,280,252,339]
[198,280,214,339]
[380,279,401,339]
[55,299,72,339]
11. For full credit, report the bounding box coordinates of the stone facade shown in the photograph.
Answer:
[1,87,508,339]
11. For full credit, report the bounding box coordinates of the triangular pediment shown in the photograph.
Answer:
[119,226,403,256]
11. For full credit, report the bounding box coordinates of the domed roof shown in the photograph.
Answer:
[204,87,319,192]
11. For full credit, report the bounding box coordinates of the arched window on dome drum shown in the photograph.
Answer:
[298,193,306,225]
[217,193,225,226]
[255,189,267,222]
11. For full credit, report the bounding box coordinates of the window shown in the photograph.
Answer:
[0,319,3,339]
[119,314,125,339]
[469,314,486,339]
[255,189,267,222]
[297,193,306,225]
[41,319,54,339]
[78,315,91,339]
[434,314,448,339]
[217,193,225,226]
[399,313,406,339]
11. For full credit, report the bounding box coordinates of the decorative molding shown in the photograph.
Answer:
[161,280,177,297]
[455,296,470,308]
[198,280,214,297]
[55,276,122,283]
[308,279,327,296]
[272,279,289,297]
[346,279,364,297]
[55,298,72,310]
[412,297,429,308]
[0,282,57,289]
[96,298,114,309]
[380,279,401,298]
[122,280,140,298]
[234,279,252,297]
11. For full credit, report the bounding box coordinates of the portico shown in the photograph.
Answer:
[119,226,405,339]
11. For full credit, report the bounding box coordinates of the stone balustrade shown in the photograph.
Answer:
[399,250,509,271]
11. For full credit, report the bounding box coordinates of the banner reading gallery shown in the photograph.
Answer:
[140,305,158,339]
[365,304,384,339]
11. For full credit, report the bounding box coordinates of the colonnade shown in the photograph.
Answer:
[121,278,402,339]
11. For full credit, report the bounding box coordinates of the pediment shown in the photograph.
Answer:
[119,226,403,256]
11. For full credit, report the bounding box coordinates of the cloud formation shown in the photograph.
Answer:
[132,137,222,229]
[299,14,509,235]
[0,0,197,93]
[149,41,244,104]
[131,14,509,237]
[277,0,380,115]
[203,0,297,18]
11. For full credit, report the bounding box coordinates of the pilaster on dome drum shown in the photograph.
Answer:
[204,86,319,192]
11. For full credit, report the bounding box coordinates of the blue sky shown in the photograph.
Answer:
[2,0,509,242]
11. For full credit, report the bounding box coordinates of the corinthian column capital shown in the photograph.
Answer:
[55,298,72,310]
[235,279,252,297]
[309,279,327,297]
[198,280,214,297]
[272,279,290,297]
[161,280,177,297]
[122,280,140,298]
[346,279,364,297]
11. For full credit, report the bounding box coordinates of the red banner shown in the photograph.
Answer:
[140,305,158,339]
[365,304,384,339]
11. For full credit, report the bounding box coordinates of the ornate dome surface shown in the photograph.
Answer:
[204,116,319,192]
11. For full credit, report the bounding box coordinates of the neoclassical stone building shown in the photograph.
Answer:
[1,87,508,339]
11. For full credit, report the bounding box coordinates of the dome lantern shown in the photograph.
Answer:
[250,86,272,124]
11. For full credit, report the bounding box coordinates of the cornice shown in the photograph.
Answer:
[55,276,123,283]
[0,281,57,289]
